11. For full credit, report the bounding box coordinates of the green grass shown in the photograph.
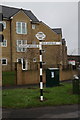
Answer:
[2,83,80,108]
[2,71,16,86]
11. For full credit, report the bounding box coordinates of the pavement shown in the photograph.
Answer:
[1,104,80,119]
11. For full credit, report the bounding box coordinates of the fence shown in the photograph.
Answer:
[16,63,78,85]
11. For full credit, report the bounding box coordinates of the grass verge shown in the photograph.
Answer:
[2,83,80,108]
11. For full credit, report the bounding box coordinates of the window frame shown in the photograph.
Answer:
[1,58,7,65]
[16,22,27,34]
[32,24,36,29]
[16,40,27,52]
[0,21,6,29]
[1,40,7,47]
[17,58,22,63]
[17,58,28,70]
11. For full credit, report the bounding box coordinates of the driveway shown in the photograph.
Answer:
[2,104,80,119]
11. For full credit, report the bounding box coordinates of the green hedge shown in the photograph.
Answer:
[2,71,16,86]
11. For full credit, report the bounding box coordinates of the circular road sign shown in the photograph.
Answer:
[35,32,46,40]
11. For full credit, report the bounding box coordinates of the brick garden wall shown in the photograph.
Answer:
[16,63,78,85]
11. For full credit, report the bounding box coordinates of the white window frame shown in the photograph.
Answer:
[17,58,23,63]
[0,21,6,29]
[1,58,7,65]
[16,40,27,52]
[17,58,28,70]
[16,22,27,34]
[1,40,7,47]
[32,24,36,29]
[22,59,28,70]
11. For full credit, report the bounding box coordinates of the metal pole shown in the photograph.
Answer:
[39,41,43,101]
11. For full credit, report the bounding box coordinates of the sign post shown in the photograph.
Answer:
[18,32,62,102]
[35,32,46,101]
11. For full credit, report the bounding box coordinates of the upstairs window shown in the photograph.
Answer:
[0,21,6,29]
[16,22,27,34]
[1,40,7,47]
[16,40,27,52]
[32,24,36,29]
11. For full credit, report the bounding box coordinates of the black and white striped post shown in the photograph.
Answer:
[36,32,46,102]
[19,33,61,102]
[39,41,43,101]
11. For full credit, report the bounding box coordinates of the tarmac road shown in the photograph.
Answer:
[2,104,80,119]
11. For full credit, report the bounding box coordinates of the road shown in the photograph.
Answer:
[1,104,80,119]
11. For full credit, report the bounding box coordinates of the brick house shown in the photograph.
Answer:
[68,55,80,68]
[0,10,3,85]
[0,5,68,71]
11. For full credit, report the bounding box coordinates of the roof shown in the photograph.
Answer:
[0,5,39,22]
[52,28,62,35]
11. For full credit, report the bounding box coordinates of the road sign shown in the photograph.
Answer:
[19,44,39,48]
[18,42,62,49]
[18,31,62,102]
[42,42,62,45]
[35,32,46,40]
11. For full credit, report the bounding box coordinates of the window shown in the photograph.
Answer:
[17,58,28,70]
[1,58,7,65]
[16,40,27,52]
[16,22,27,34]
[1,40,7,47]
[32,24,36,29]
[0,21,6,29]
[17,58,22,63]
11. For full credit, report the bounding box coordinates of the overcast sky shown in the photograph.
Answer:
[0,1,78,55]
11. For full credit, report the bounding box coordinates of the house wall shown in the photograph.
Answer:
[11,10,32,70]
[2,10,68,71]
[2,20,11,71]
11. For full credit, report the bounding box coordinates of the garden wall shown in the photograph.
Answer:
[17,63,78,85]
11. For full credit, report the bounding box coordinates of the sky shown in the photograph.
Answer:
[0,0,79,55]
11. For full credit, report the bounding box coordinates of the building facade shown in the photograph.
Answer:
[1,5,68,71]
[0,10,3,86]
[68,55,80,67]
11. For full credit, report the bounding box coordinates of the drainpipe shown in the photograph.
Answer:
[10,19,12,71]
